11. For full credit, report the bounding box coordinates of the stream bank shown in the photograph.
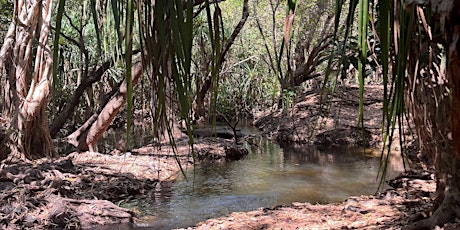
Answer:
[0,134,237,229]
[188,170,439,229]
[184,85,458,229]
[0,85,454,229]
[254,85,414,151]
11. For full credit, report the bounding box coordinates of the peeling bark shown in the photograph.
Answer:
[404,0,460,228]
[0,0,57,160]
[448,0,460,159]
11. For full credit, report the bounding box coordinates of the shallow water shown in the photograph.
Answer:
[104,133,403,230]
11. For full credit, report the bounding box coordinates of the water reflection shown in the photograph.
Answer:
[121,137,404,229]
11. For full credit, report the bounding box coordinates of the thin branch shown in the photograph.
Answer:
[64,11,81,34]
[254,1,276,74]
[218,0,249,65]
[193,0,226,18]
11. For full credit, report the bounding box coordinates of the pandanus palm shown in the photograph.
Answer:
[0,0,247,165]
[336,0,460,228]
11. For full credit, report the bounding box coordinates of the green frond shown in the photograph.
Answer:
[333,0,414,188]
[52,0,66,92]
[90,0,102,60]
[379,0,390,130]
[110,0,123,51]
[357,0,368,129]
[125,0,135,152]
[378,2,415,188]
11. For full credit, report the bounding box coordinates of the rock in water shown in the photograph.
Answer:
[224,146,249,161]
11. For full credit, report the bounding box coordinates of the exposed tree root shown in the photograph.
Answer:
[0,156,161,229]
[404,191,460,230]
[64,197,134,228]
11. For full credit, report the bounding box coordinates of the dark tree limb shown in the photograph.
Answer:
[218,0,249,65]
[193,0,226,18]
[290,35,332,87]
[50,60,113,137]
[66,62,143,152]
[194,0,249,118]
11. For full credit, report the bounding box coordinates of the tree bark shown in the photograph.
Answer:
[67,62,143,152]
[0,0,57,160]
[50,60,113,137]
[404,0,460,228]
[0,126,10,161]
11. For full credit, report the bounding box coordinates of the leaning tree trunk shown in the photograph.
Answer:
[66,62,144,152]
[0,0,57,160]
[404,0,460,229]
[50,60,113,137]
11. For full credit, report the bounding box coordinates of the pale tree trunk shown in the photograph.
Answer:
[66,62,143,152]
[0,0,57,160]
[404,0,460,229]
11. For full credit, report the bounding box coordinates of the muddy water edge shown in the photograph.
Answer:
[96,131,403,230]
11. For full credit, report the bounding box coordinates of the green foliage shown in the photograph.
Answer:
[3,0,353,151]
[0,0,12,38]
[213,0,336,116]
[217,62,273,117]
[281,89,295,109]
[44,0,342,142]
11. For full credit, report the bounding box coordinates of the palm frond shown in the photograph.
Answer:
[334,0,414,188]
[52,0,66,92]
[357,0,369,129]
[378,2,414,187]
[90,0,102,60]
[378,0,390,128]
[124,0,135,152]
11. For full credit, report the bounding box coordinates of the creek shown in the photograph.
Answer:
[99,124,403,230]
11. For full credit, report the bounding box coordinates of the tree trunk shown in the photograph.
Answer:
[404,0,460,228]
[193,90,208,120]
[0,0,57,160]
[0,125,10,161]
[67,62,143,152]
[50,60,113,137]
